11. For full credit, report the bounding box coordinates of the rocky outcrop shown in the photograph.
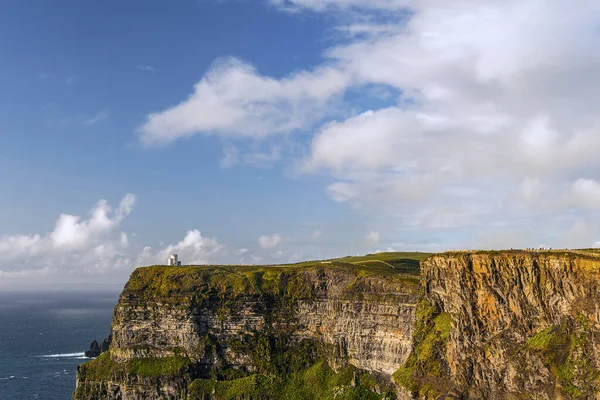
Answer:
[100,335,112,353]
[85,340,102,358]
[397,251,600,399]
[74,263,419,399]
[84,335,111,358]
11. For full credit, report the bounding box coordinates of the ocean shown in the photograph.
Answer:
[0,291,119,400]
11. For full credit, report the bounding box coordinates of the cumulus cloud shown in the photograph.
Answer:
[0,194,136,280]
[138,58,349,145]
[0,195,226,287]
[258,234,282,249]
[0,194,135,261]
[303,0,600,246]
[136,0,600,248]
[137,230,225,265]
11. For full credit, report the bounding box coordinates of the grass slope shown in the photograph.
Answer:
[327,252,433,275]
[188,361,396,400]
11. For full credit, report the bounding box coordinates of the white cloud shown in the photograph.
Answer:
[312,230,322,239]
[85,110,109,125]
[258,234,282,249]
[0,194,136,279]
[269,0,409,12]
[305,108,414,173]
[134,0,600,249]
[298,0,600,246]
[364,231,380,245]
[138,230,225,265]
[138,58,349,146]
[0,196,226,286]
[571,179,600,210]
[0,194,135,260]
[220,144,282,168]
[137,64,157,72]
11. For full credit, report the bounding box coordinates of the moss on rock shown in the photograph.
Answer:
[187,361,397,400]
[393,299,452,399]
[77,351,192,381]
[525,317,600,399]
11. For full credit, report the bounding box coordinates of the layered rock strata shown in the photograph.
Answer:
[398,251,600,399]
[75,250,600,400]
[74,263,419,399]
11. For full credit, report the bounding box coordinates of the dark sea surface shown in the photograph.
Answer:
[0,291,119,400]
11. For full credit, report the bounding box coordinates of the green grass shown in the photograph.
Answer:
[78,351,119,381]
[327,252,433,275]
[78,352,192,381]
[127,356,191,377]
[439,249,600,261]
[122,253,427,306]
[187,360,397,400]
[188,375,259,399]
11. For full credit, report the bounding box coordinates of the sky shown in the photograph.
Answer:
[2,0,600,289]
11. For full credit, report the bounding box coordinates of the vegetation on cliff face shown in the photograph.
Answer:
[393,299,452,399]
[188,361,396,400]
[524,315,600,398]
[78,351,192,380]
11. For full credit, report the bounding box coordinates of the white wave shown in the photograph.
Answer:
[39,352,85,358]
[0,376,15,380]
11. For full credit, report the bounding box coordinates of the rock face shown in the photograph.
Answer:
[74,250,600,400]
[73,263,419,399]
[397,251,600,399]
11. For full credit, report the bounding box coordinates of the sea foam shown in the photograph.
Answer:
[39,352,85,358]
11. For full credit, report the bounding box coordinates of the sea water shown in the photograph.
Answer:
[0,291,117,399]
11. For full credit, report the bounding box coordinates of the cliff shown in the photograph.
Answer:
[397,250,600,399]
[73,259,422,399]
[74,250,600,400]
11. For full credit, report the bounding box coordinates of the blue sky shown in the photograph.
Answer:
[3,0,600,289]
[1,1,340,234]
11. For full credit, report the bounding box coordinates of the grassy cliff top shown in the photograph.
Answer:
[437,249,600,260]
[122,252,428,304]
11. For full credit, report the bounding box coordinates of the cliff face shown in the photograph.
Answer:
[398,251,600,399]
[74,263,419,399]
[75,251,600,400]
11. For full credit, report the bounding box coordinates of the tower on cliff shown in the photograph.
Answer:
[168,254,182,266]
